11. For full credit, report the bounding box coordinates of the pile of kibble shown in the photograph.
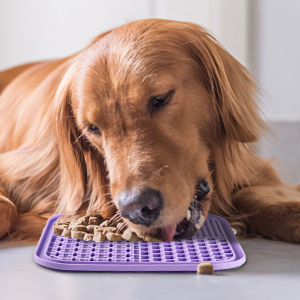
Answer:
[53,215,161,242]
[53,214,215,274]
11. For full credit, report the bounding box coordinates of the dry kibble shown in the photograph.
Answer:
[88,217,100,225]
[130,232,140,242]
[121,229,132,241]
[52,214,167,242]
[53,224,68,235]
[99,220,110,227]
[57,221,70,226]
[90,213,103,221]
[83,233,94,241]
[93,231,106,242]
[77,216,89,226]
[72,225,87,232]
[106,232,122,241]
[104,227,117,232]
[57,215,77,225]
[122,229,139,242]
[71,230,86,240]
[69,220,79,229]
[116,222,127,233]
[56,220,71,226]
[87,225,97,234]
[95,227,117,234]
[197,262,214,275]
[55,224,68,229]
[93,226,102,232]
[53,227,64,236]
[61,228,71,237]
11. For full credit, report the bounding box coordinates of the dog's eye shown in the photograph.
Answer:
[152,96,166,107]
[149,89,175,112]
[88,124,101,135]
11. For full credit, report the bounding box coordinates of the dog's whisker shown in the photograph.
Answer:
[189,206,197,212]
[100,200,115,210]
[73,131,85,145]
[109,213,123,226]
[102,193,112,197]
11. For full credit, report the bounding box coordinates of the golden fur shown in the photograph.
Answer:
[0,19,299,244]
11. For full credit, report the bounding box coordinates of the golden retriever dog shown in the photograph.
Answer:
[0,19,299,244]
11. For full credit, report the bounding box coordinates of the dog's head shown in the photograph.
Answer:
[53,19,261,241]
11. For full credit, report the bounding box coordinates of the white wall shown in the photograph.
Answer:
[4,0,299,122]
[151,0,248,66]
[249,0,300,122]
[0,0,152,69]
[0,0,248,70]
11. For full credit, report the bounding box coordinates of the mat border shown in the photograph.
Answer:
[34,214,246,272]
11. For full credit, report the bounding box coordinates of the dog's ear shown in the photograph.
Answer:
[83,147,115,218]
[53,61,114,218]
[182,24,264,143]
[52,61,87,214]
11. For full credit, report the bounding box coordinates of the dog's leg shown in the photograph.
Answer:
[0,146,59,244]
[0,187,51,244]
[0,187,18,239]
[8,212,50,243]
[232,185,300,243]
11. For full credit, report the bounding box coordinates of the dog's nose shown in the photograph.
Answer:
[118,188,163,227]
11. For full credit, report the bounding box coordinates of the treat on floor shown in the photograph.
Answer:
[197,262,214,275]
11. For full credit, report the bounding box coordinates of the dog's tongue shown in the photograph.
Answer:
[148,223,177,241]
[157,223,177,241]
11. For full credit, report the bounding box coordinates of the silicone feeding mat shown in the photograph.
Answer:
[34,214,246,272]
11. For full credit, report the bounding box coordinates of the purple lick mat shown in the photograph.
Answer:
[34,214,246,272]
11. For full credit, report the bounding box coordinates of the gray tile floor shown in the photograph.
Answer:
[0,122,299,300]
[0,239,299,300]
